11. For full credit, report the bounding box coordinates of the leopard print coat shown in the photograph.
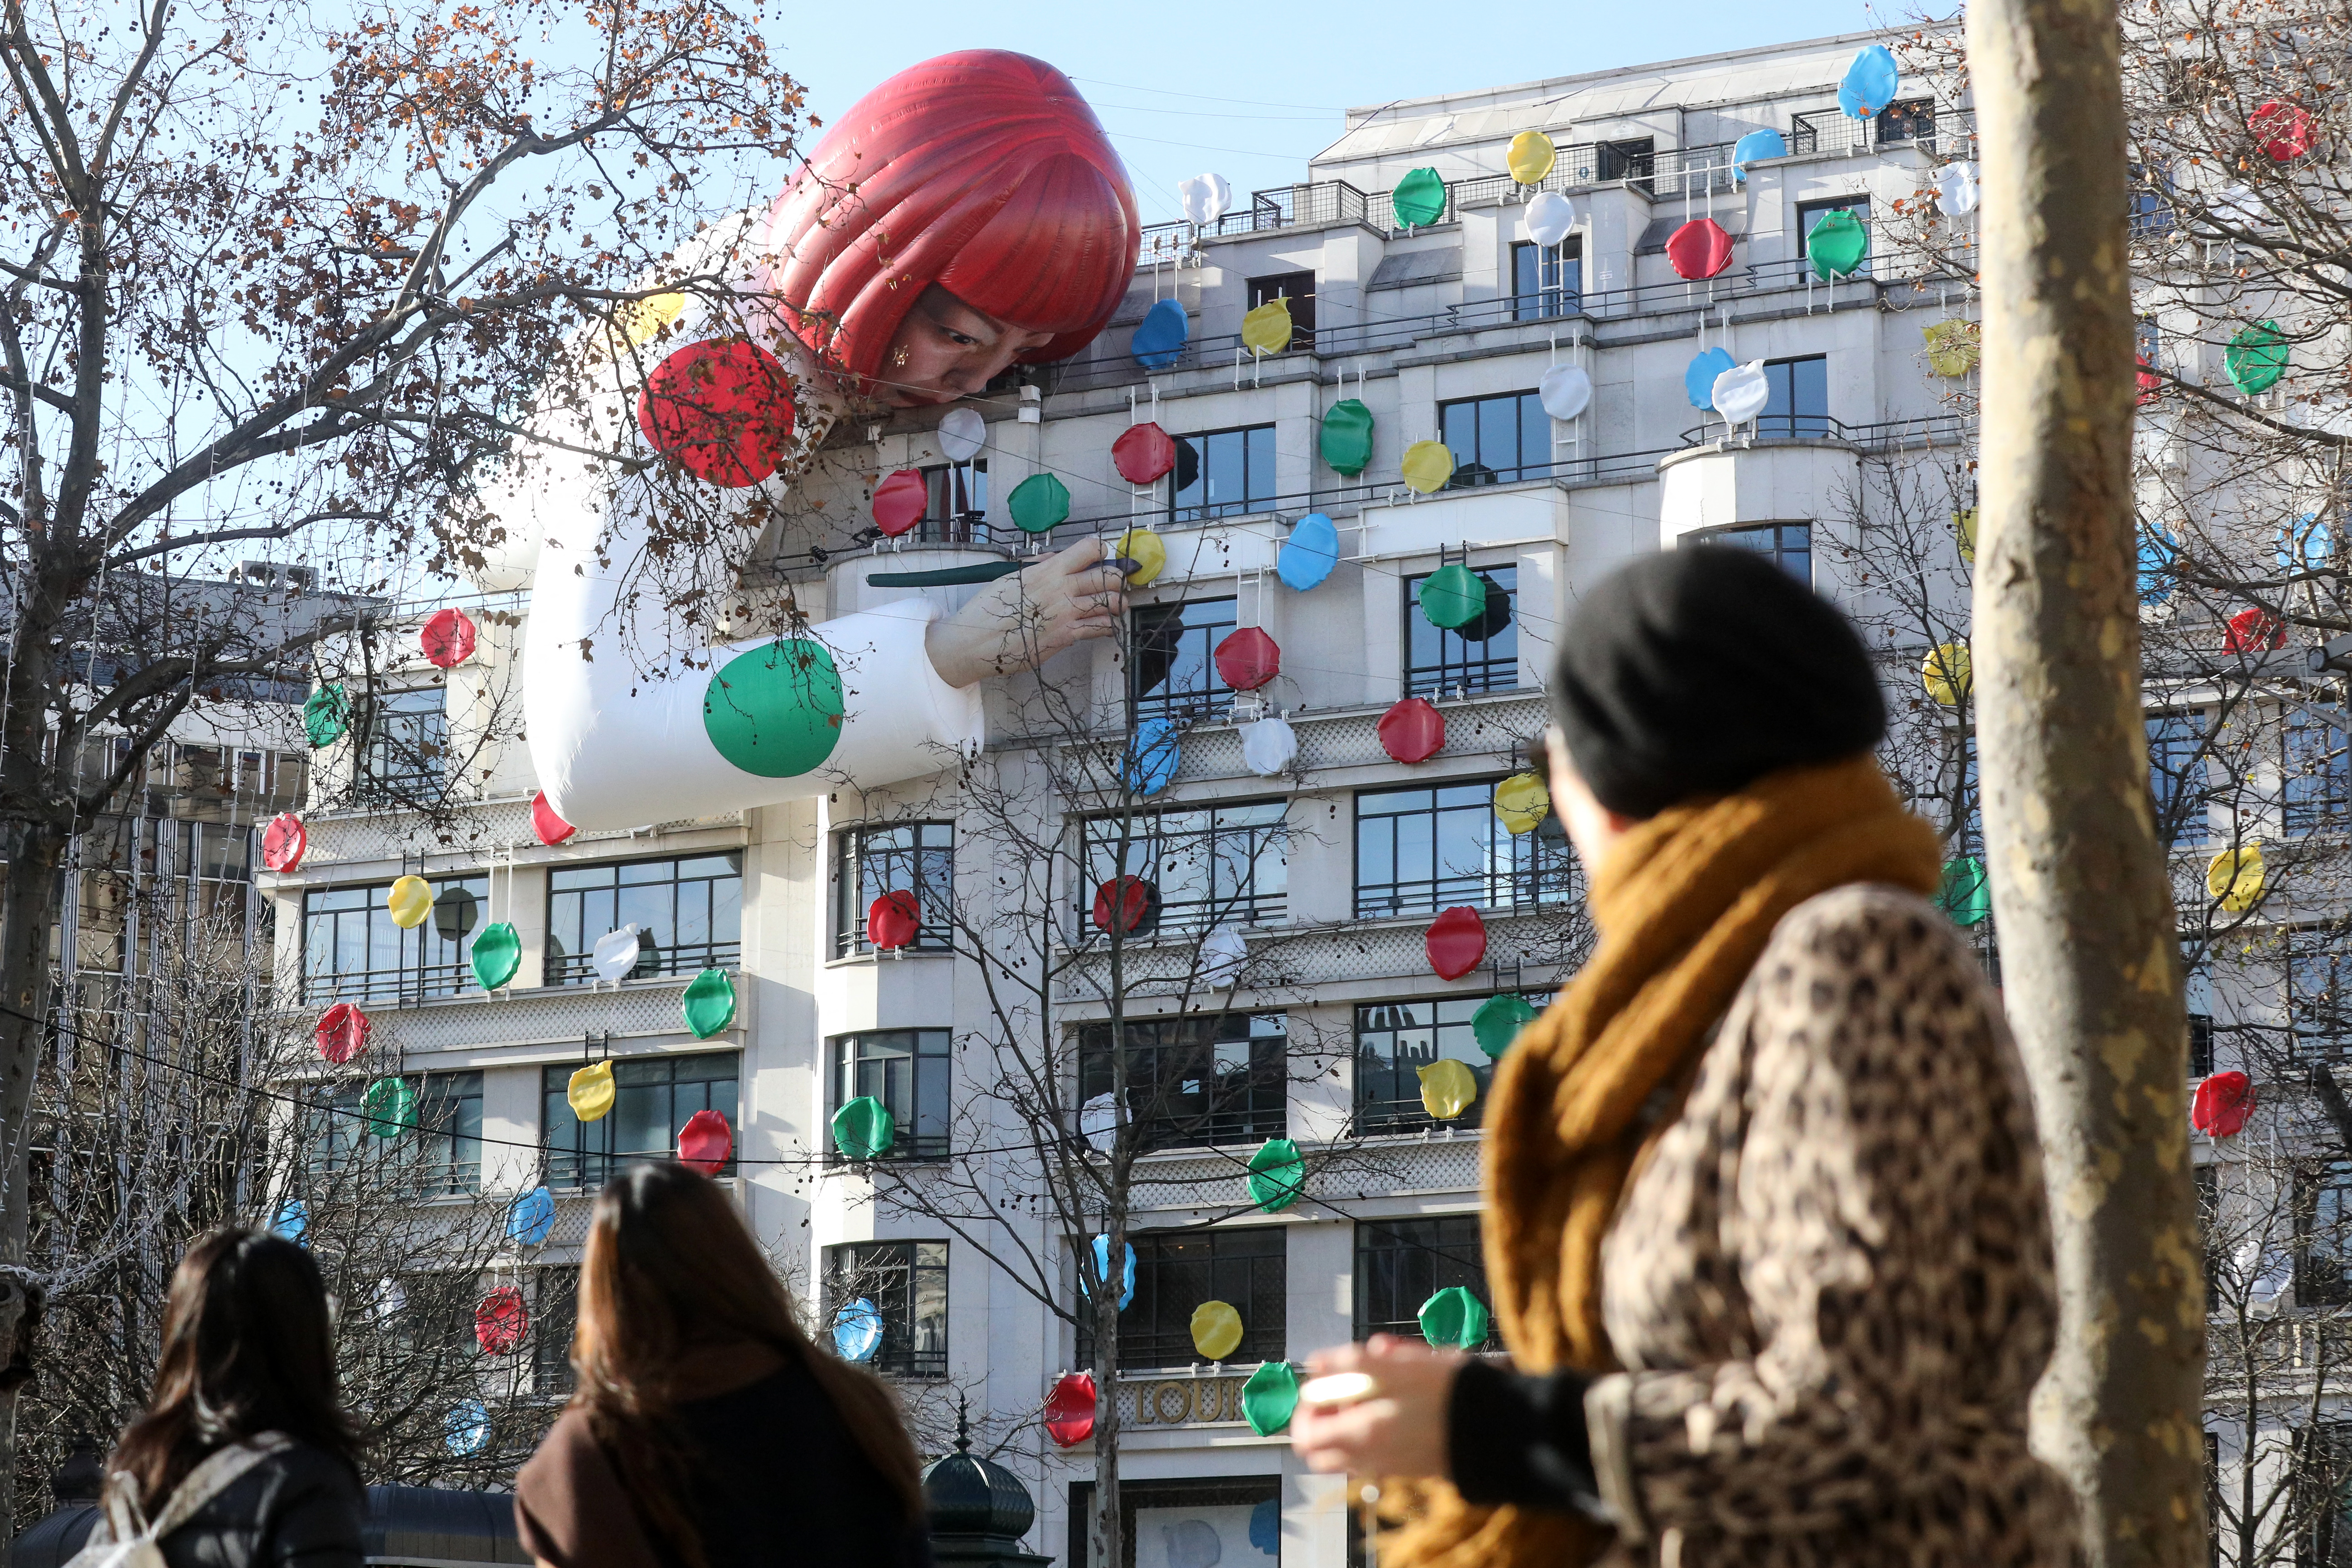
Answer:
[1582,884,2083,1567]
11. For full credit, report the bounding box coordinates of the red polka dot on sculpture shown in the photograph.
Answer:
[315,1002,369,1064]
[2252,100,2312,161]
[1214,627,1281,693]
[872,469,928,537]
[260,812,306,873]
[1112,422,1178,485]
[1665,218,1735,281]
[420,607,477,669]
[2192,1070,2254,1138]
[474,1286,528,1354]
[1044,1371,1097,1447]
[531,792,577,846]
[1092,875,1161,937]
[868,890,921,950]
[678,1108,733,1175]
[1377,698,1445,763]
[1426,905,1488,980]
[636,339,797,488]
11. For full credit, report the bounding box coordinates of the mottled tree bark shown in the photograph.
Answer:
[1967,0,2206,1562]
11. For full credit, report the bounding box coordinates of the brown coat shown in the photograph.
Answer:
[1583,884,2081,1566]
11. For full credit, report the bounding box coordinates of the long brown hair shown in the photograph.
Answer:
[110,1228,360,1515]
[574,1163,923,1568]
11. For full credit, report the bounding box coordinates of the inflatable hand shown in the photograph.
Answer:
[925,539,1131,688]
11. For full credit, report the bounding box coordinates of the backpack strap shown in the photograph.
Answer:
[98,1434,296,1547]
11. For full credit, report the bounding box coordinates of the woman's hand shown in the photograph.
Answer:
[1288,1335,1469,1481]
[923,537,1129,688]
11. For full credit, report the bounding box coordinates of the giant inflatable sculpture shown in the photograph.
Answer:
[492,52,1142,829]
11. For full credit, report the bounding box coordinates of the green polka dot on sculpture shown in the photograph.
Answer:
[470,922,522,990]
[703,638,843,779]
[1319,399,1375,476]
[681,967,736,1038]
[1240,1360,1301,1436]
[2227,320,2289,395]
[1246,1138,1304,1213]
[1008,472,1071,534]
[1472,994,1540,1059]
[1806,207,1868,280]
[303,684,350,748]
[1938,856,1992,927]
[1391,166,1448,228]
[1418,1285,1490,1350]
[361,1075,416,1139]
[832,1095,895,1160]
[1418,563,1487,631]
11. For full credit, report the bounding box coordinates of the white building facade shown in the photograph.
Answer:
[262,30,1994,1567]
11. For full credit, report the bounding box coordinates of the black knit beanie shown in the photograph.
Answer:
[1546,546,1886,818]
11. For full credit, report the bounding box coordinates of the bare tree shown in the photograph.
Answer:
[13,893,566,1529]
[0,0,813,1525]
[805,595,1583,1564]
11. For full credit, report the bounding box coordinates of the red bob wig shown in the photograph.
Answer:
[762,51,1140,388]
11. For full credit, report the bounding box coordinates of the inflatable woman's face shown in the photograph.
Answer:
[877,285,1057,408]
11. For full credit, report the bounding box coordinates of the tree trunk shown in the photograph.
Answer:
[0,814,68,1556]
[1091,1264,1119,1568]
[1967,0,2206,1562]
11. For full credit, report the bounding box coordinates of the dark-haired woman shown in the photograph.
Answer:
[515,1162,930,1568]
[91,1228,364,1568]
[1293,547,2080,1567]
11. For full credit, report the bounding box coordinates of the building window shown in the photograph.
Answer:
[1131,597,1237,721]
[1438,392,1549,488]
[1404,564,1519,697]
[1245,272,1317,350]
[1510,239,1582,320]
[2148,710,2208,846]
[1796,197,1870,269]
[1597,137,1654,186]
[1875,97,1937,146]
[360,688,448,800]
[2293,1422,2352,1565]
[302,875,488,1005]
[822,1241,949,1379]
[1695,521,1812,585]
[2128,164,2175,239]
[915,459,988,544]
[2189,1012,2215,1078]
[1171,425,1277,524]
[1080,801,1288,934]
[1077,1014,1287,1152]
[829,1030,952,1160]
[541,1051,739,1189]
[835,824,954,957]
[1752,356,1830,439]
[1081,1226,1285,1371]
[2300,1161,2352,1307]
[545,854,743,984]
[2291,939,2348,1063]
[534,1268,578,1395]
[1355,781,1572,919]
[2285,706,2352,835]
[309,1071,484,1195]
[1354,995,1550,1135]
[1355,1216,1500,1348]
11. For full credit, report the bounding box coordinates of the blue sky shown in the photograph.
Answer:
[771,0,1885,227]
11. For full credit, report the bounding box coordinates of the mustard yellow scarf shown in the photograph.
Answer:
[1380,754,1943,1567]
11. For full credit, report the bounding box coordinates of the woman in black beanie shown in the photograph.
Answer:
[1293,548,2079,1568]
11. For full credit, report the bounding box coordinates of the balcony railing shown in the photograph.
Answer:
[545,940,739,985]
[1675,410,1972,452]
[1049,261,1886,400]
[302,960,472,1008]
